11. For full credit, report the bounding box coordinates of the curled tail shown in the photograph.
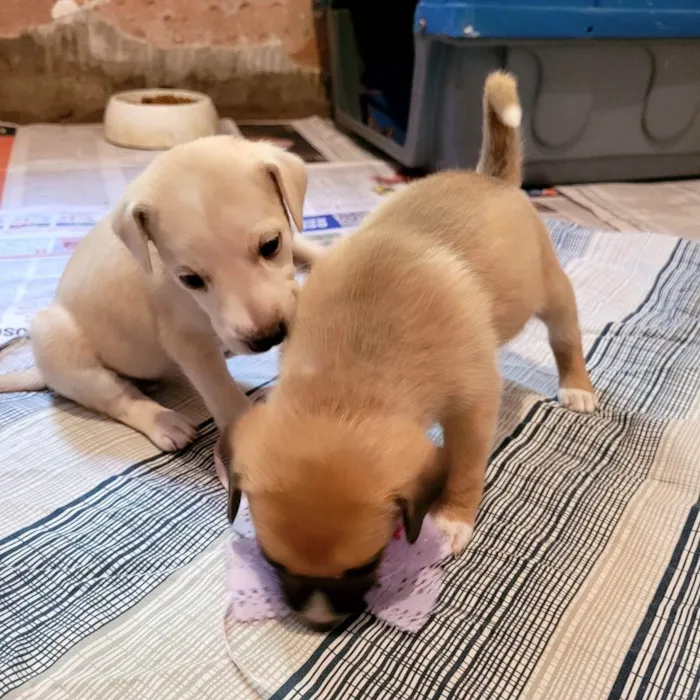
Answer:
[476,71,523,187]
[0,367,47,392]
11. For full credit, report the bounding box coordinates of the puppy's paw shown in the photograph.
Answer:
[150,409,197,452]
[558,387,598,414]
[433,511,474,556]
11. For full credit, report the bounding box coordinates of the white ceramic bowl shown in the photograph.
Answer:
[104,88,219,150]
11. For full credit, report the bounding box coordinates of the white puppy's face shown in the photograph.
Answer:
[113,137,307,354]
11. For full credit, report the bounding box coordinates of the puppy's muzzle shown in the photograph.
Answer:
[278,571,377,631]
[244,321,287,354]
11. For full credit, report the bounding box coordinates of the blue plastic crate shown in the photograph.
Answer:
[414,0,700,39]
[329,4,700,183]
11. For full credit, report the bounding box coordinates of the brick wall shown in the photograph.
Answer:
[0,0,328,123]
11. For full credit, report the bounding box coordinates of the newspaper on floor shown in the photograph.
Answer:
[0,160,404,339]
[0,207,105,340]
[237,116,375,164]
[558,181,700,241]
[291,116,376,163]
[530,194,615,231]
[0,117,376,210]
[302,159,405,245]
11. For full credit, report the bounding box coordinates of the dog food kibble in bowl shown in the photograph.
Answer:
[141,95,195,105]
[104,89,218,150]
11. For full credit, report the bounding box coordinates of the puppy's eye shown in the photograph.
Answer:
[179,273,206,291]
[259,233,281,260]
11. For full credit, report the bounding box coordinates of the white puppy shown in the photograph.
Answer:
[0,136,324,450]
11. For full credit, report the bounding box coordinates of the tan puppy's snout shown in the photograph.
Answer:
[215,310,287,355]
[243,319,287,354]
[279,570,377,631]
[259,538,382,631]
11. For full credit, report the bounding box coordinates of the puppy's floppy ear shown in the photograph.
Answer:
[265,150,307,232]
[396,448,447,544]
[227,473,242,524]
[112,201,154,273]
[219,423,242,523]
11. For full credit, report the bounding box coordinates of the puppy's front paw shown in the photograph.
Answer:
[558,387,598,414]
[150,409,197,451]
[433,510,474,556]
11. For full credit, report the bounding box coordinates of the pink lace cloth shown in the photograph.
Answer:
[224,501,450,633]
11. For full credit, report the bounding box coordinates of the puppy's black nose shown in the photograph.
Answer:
[246,322,287,353]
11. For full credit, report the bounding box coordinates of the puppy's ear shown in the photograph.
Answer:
[219,424,242,523]
[112,201,154,273]
[265,150,307,232]
[396,448,447,544]
[227,474,242,524]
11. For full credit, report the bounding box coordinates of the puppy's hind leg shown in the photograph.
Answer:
[31,306,196,451]
[537,263,598,414]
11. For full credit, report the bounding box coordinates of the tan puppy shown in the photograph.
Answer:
[224,72,597,629]
[0,136,324,450]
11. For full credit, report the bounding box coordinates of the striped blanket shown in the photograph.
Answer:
[1,221,699,699]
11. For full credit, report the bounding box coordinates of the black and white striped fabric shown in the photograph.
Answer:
[1,221,698,700]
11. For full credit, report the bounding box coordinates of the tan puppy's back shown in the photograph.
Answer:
[286,169,550,402]
[364,171,550,342]
[281,178,517,426]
